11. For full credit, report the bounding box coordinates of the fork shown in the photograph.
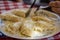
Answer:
[25,0,36,17]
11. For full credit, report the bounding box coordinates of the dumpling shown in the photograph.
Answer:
[19,26,33,37]
[4,22,15,34]
[0,14,24,22]
[31,16,54,25]
[19,19,35,37]
[34,20,57,35]
[13,22,23,31]
[11,9,26,17]
[3,21,23,34]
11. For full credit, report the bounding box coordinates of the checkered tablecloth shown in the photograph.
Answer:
[0,0,60,40]
[0,0,30,13]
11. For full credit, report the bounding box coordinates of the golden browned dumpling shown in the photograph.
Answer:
[19,26,33,37]
[3,21,23,34]
[4,22,15,34]
[31,16,54,25]
[12,9,26,17]
[34,21,57,34]
[18,19,35,37]
[0,14,24,22]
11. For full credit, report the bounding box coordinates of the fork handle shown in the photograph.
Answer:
[30,0,36,9]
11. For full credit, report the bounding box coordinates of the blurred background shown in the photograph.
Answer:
[23,0,54,6]
[23,0,54,8]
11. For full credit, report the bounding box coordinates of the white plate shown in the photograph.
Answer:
[0,8,60,39]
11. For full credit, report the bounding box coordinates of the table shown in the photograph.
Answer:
[0,0,60,40]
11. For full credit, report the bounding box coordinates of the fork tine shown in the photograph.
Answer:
[34,4,41,16]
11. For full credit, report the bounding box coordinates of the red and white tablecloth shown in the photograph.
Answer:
[0,0,30,13]
[0,0,60,40]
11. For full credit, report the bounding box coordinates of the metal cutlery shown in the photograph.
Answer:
[34,4,41,16]
[25,0,36,17]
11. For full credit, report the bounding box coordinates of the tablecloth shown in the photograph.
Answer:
[0,0,60,40]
